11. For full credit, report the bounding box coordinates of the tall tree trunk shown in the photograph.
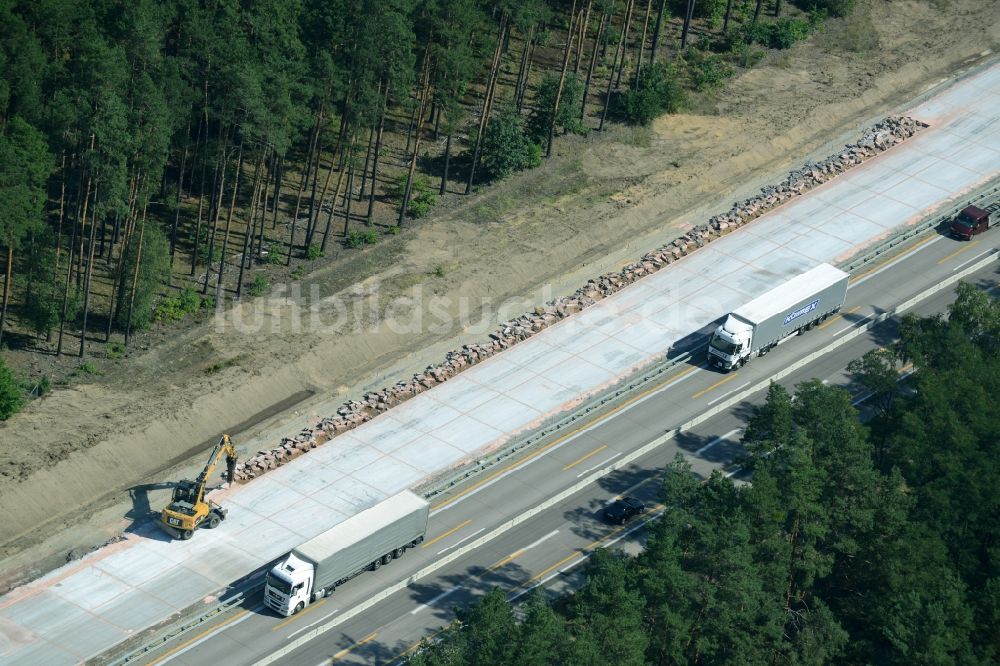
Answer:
[305,115,328,249]
[322,136,353,253]
[600,4,630,131]
[236,162,258,300]
[466,17,508,195]
[723,0,734,32]
[79,182,100,357]
[123,204,147,349]
[216,137,244,296]
[514,26,534,114]
[358,114,377,207]
[400,53,433,226]
[368,101,386,222]
[751,0,764,34]
[582,9,608,120]
[681,0,696,49]
[614,0,635,90]
[202,142,228,294]
[574,0,593,75]
[547,2,579,158]
[271,156,283,229]
[290,108,322,254]
[651,0,667,63]
[55,151,67,270]
[75,136,96,288]
[170,119,191,271]
[191,136,209,276]
[635,0,653,84]
[439,132,453,196]
[56,157,87,357]
[774,0,782,17]
[314,113,348,244]
[0,246,12,349]
[343,156,356,233]
[288,111,322,265]
[243,149,264,269]
[253,150,273,264]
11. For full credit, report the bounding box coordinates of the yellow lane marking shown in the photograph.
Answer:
[489,548,527,571]
[937,239,980,265]
[149,609,250,665]
[515,502,667,591]
[431,363,703,511]
[271,598,327,631]
[391,626,450,663]
[421,519,472,549]
[817,305,861,330]
[850,233,939,283]
[563,444,608,471]
[331,631,378,662]
[525,551,579,585]
[691,372,738,400]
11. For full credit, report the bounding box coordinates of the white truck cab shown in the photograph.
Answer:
[264,552,315,616]
[708,315,754,370]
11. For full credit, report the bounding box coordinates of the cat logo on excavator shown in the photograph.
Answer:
[158,435,237,540]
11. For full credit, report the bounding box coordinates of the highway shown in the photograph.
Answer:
[136,221,1000,666]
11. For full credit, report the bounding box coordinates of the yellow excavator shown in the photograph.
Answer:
[159,435,238,540]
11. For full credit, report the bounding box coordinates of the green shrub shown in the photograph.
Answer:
[306,243,323,260]
[72,361,100,377]
[247,274,269,297]
[434,265,446,278]
[617,62,686,125]
[265,246,285,264]
[106,341,126,360]
[794,0,854,17]
[154,287,204,323]
[387,225,400,235]
[291,265,305,280]
[346,230,365,248]
[0,360,25,420]
[479,102,542,181]
[362,230,379,245]
[527,74,587,145]
[685,49,735,90]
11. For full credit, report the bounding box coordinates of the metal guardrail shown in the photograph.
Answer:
[95,180,1000,666]
[99,572,268,666]
[840,183,1000,274]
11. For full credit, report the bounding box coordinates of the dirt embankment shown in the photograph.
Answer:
[1,0,998,585]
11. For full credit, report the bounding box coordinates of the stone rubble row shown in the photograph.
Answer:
[232,115,927,481]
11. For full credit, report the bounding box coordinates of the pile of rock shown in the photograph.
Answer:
[232,115,926,481]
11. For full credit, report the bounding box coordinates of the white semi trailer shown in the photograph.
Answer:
[707,263,849,371]
[264,490,429,616]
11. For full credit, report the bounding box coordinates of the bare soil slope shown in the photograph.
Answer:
[1,0,998,587]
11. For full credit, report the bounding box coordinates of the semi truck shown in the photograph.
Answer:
[707,263,849,371]
[264,490,429,616]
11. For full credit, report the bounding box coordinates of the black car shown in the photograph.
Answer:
[603,496,646,525]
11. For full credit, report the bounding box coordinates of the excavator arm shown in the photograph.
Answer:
[191,434,238,506]
[159,434,238,540]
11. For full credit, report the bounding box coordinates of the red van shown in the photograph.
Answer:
[950,205,992,240]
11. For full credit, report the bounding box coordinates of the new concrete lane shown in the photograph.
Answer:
[146,224,1000,666]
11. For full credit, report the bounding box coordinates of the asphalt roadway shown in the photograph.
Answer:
[137,226,1000,666]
